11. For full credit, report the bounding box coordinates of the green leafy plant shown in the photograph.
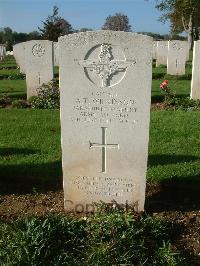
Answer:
[12,99,30,109]
[166,97,200,111]
[29,79,60,109]
[7,73,26,80]
[160,79,176,102]
[0,209,183,265]
[0,95,12,108]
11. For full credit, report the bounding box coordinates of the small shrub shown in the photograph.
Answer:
[12,99,30,109]
[29,79,60,109]
[7,73,26,80]
[0,96,12,108]
[152,72,165,79]
[165,73,192,80]
[163,97,200,111]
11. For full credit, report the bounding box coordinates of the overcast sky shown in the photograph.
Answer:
[0,0,170,34]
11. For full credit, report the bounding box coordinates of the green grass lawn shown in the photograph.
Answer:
[0,109,61,194]
[148,110,200,183]
[0,109,199,194]
[0,68,20,75]
[152,79,191,99]
[0,80,26,99]
[0,56,17,68]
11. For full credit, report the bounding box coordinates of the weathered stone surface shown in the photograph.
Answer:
[156,41,168,66]
[191,41,200,99]
[167,40,186,75]
[25,40,54,98]
[13,42,26,73]
[59,31,152,213]
[53,42,59,66]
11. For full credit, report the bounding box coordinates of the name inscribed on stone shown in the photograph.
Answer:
[72,91,138,124]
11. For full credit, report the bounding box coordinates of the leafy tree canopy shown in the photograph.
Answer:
[38,6,73,41]
[102,13,132,32]
[155,0,200,48]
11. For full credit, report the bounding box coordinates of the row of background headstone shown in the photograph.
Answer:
[13,38,200,100]
[153,40,189,75]
[0,44,6,60]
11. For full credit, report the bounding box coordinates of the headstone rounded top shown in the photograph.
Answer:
[59,30,153,48]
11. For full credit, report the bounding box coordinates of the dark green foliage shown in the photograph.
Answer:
[164,74,192,80]
[29,79,60,109]
[0,210,183,265]
[0,95,11,108]
[0,27,41,50]
[85,207,182,265]
[102,13,132,32]
[164,96,200,111]
[152,72,166,79]
[38,6,73,41]
[8,73,25,80]
[12,99,30,109]
[0,73,25,80]
[0,215,86,265]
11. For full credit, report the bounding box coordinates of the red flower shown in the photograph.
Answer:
[160,79,169,90]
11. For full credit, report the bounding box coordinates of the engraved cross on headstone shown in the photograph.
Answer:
[78,44,135,87]
[89,127,119,173]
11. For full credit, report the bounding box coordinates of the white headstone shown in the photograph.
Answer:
[167,40,186,75]
[13,42,26,73]
[0,45,6,60]
[59,31,152,213]
[53,42,59,66]
[156,41,168,66]
[153,41,157,59]
[191,41,200,99]
[25,40,54,98]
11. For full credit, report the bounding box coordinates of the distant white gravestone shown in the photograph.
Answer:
[191,41,200,99]
[152,41,157,59]
[25,40,54,98]
[156,41,168,66]
[0,45,6,60]
[53,42,59,66]
[13,42,26,73]
[167,40,186,75]
[59,31,153,213]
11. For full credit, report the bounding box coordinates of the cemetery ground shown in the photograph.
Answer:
[0,56,199,265]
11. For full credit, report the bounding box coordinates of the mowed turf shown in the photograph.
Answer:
[0,79,26,99]
[0,109,199,194]
[0,109,62,193]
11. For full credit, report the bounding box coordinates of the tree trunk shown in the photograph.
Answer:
[187,14,194,50]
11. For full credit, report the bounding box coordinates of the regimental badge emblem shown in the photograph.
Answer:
[32,44,45,57]
[77,44,136,88]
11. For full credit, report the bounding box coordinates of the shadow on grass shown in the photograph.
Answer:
[0,147,39,157]
[148,154,199,167]
[0,160,62,195]
[146,176,200,212]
